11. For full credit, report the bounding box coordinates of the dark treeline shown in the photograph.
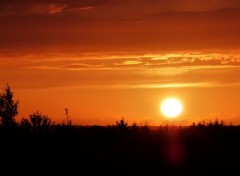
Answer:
[0,85,240,175]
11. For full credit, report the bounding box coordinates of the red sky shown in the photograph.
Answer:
[1,0,240,125]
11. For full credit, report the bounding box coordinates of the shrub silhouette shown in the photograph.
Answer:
[20,117,31,128]
[0,85,18,127]
[116,118,128,128]
[20,111,53,134]
[192,119,226,128]
[29,111,52,127]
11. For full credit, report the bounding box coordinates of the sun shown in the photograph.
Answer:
[160,98,183,118]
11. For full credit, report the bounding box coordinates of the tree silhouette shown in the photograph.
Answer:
[0,85,18,127]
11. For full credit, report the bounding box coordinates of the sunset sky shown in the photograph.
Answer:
[1,0,240,125]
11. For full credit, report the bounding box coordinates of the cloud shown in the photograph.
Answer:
[0,0,108,8]
[160,0,240,12]
[2,0,240,17]
[56,52,240,70]
[148,7,240,21]
[1,51,240,90]
[1,1,240,52]
[0,0,107,16]
[126,82,217,89]
[2,51,240,70]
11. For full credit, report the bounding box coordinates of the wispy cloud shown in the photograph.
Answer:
[2,0,240,16]
[1,51,240,89]
[1,1,240,52]
[15,52,240,71]
[125,82,218,89]
[0,0,105,16]
[2,51,240,70]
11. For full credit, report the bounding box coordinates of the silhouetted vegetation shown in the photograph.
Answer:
[0,85,239,175]
[0,85,18,127]
[62,108,72,126]
[20,111,54,135]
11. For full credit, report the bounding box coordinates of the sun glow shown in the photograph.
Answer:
[161,98,183,118]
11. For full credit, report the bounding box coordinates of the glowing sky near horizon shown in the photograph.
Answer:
[1,0,240,125]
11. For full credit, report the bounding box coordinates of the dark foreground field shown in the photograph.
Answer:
[0,122,240,175]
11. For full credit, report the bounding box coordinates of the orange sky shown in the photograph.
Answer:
[1,0,240,125]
